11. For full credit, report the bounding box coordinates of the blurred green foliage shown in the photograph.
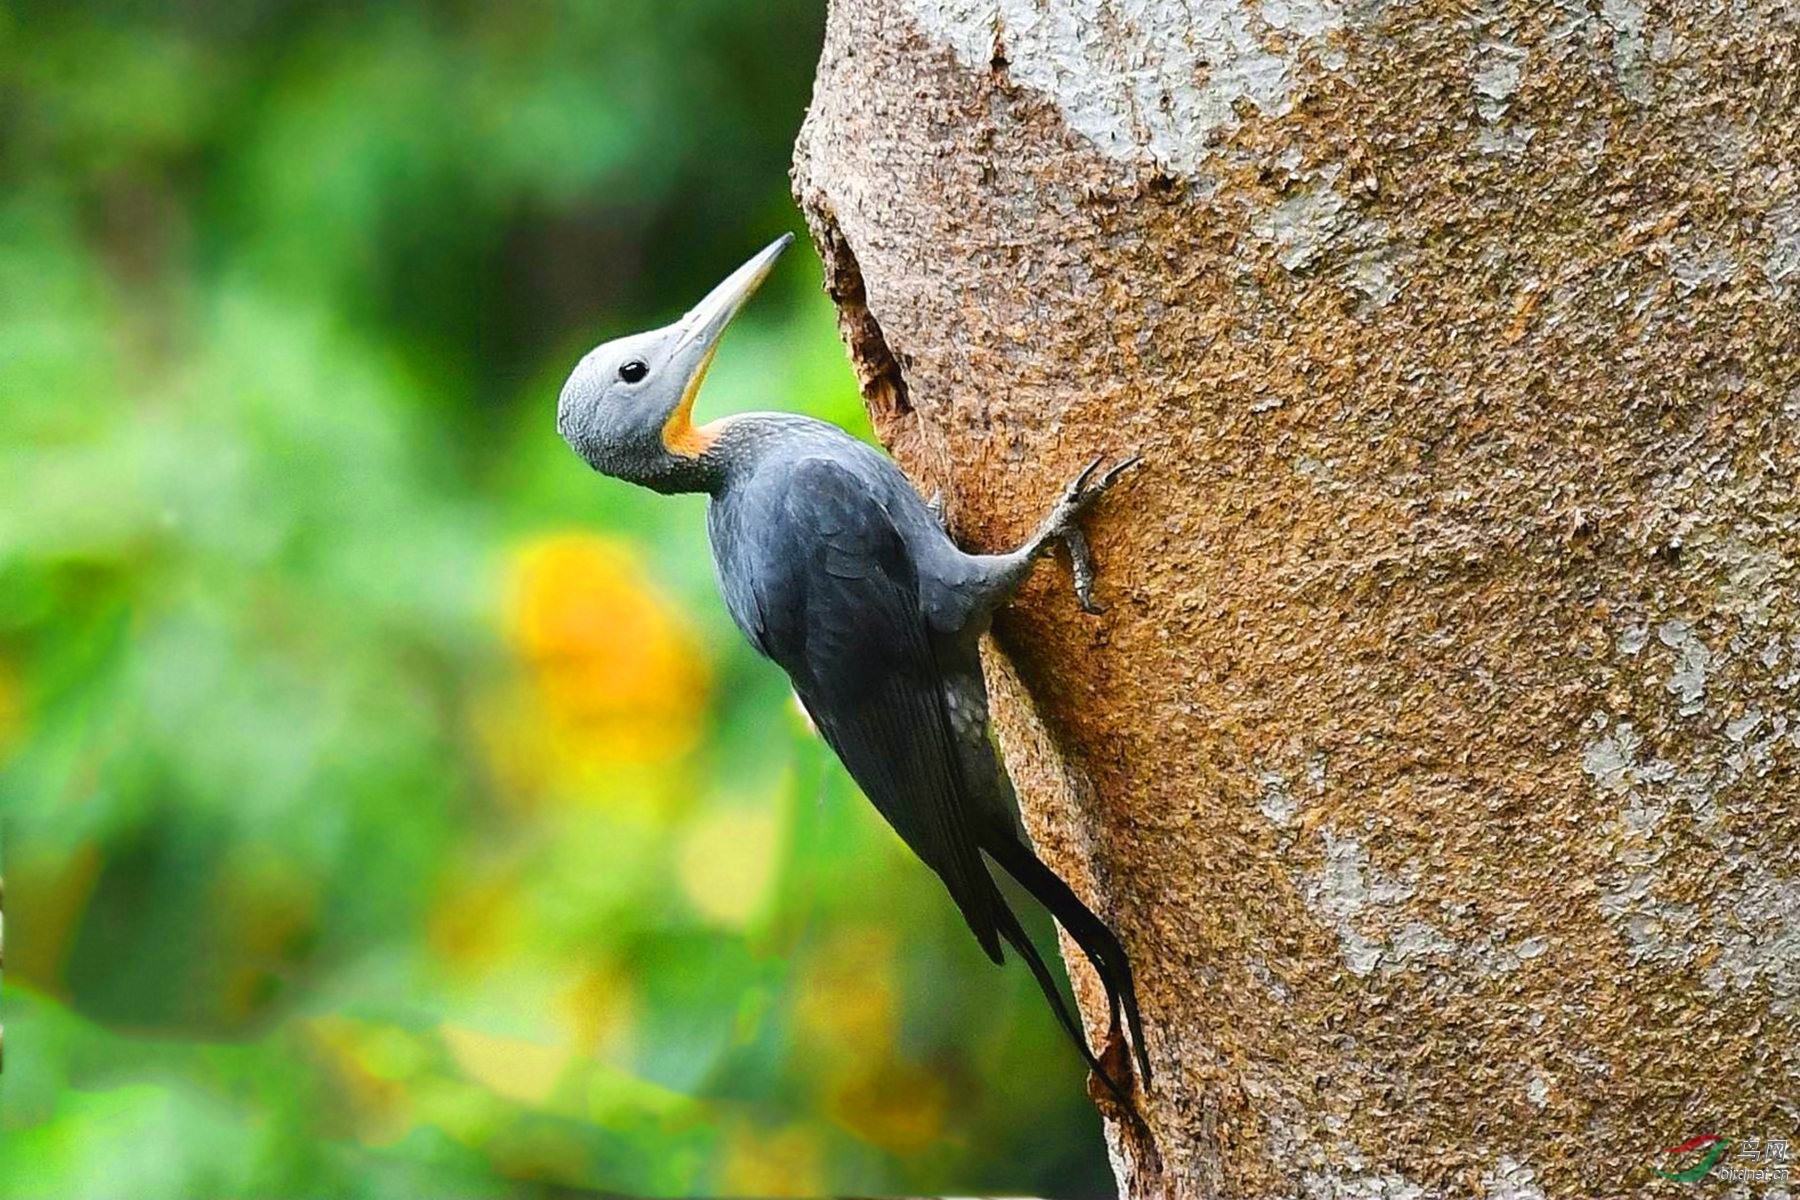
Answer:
[0,1,1110,1195]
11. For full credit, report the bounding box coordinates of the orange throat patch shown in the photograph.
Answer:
[662,344,726,458]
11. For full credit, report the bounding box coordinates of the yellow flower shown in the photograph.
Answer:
[504,534,710,768]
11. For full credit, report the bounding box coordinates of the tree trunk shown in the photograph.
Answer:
[793,2,1799,1196]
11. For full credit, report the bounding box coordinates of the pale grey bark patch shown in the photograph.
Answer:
[901,0,1343,174]
[1599,0,1651,101]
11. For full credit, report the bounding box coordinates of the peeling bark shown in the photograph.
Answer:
[794,1,1800,1196]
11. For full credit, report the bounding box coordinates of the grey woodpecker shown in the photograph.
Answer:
[556,233,1150,1100]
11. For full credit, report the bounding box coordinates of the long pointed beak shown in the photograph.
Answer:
[675,232,794,356]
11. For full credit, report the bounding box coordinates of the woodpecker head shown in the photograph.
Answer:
[558,233,793,493]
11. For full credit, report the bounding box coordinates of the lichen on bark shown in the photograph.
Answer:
[795,1,1800,1195]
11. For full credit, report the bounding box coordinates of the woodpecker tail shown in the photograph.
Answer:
[983,831,1152,1087]
[989,893,1135,1109]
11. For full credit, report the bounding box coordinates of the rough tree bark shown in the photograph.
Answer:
[794,1,1799,1196]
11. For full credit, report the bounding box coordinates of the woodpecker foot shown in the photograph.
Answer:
[1066,527,1103,614]
[1043,453,1141,613]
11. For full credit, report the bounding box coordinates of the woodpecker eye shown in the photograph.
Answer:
[618,360,649,384]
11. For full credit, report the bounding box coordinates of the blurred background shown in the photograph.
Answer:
[0,1,1111,1195]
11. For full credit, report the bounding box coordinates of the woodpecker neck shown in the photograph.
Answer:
[595,436,726,496]
[594,412,820,496]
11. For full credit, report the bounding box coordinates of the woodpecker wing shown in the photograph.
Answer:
[722,456,1004,963]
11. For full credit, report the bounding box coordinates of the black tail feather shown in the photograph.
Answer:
[984,832,1152,1086]
[990,895,1135,1109]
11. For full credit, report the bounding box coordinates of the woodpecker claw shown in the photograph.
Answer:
[1074,453,1106,493]
[1056,451,1142,525]
[1097,453,1143,491]
[1043,451,1143,613]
